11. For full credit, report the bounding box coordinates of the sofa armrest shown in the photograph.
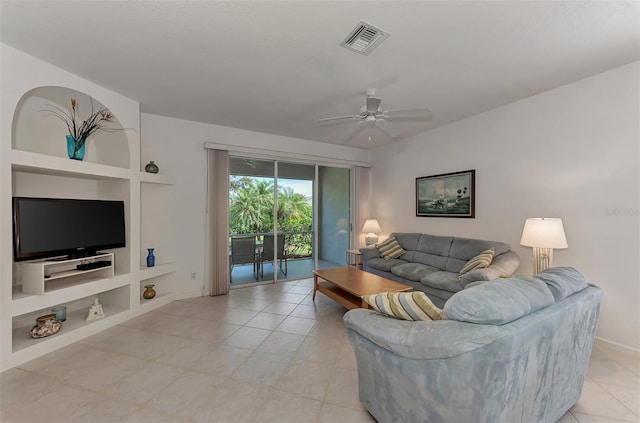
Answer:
[343,309,506,360]
[359,246,380,262]
[461,250,520,285]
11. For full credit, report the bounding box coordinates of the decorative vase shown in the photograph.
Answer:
[51,306,67,322]
[146,248,155,267]
[66,135,86,161]
[145,161,159,174]
[143,284,156,300]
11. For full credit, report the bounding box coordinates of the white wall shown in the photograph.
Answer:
[140,113,370,297]
[370,62,640,350]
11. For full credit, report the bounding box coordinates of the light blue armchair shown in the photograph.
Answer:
[343,267,603,423]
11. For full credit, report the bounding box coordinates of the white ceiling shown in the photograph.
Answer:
[2,1,638,149]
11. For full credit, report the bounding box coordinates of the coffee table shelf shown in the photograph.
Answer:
[313,267,412,310]
[316,281,363,310]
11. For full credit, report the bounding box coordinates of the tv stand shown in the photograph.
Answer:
[67,250,102,260]
[18,253,115,295]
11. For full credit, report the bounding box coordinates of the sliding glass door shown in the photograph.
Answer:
[229,156,350,286]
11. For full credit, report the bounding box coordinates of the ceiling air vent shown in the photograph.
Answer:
[340,21,390,56]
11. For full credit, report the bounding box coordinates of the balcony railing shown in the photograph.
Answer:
[230,231,313,259]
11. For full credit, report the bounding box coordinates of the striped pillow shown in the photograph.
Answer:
[363,291,443,321]
[376,236,406,260]
[458,248,495,279]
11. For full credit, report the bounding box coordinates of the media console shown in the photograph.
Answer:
[17,253,115,295]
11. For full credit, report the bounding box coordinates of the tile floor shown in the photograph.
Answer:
[1,278,639,423]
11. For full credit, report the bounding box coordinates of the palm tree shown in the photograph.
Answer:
[229,179,274,233]
[229,178,313,256]
[277,186,311,224]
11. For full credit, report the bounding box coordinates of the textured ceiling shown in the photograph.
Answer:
[2,1,638,149]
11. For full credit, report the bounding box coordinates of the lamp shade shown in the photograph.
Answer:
[520,218,568,249]
[362,219,382,234]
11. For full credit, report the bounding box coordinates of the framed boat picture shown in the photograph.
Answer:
[416,170,475,218]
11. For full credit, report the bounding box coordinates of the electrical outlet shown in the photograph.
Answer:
[190,272,196,280]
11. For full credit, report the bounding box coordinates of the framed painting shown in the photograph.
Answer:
[416,170,475,218]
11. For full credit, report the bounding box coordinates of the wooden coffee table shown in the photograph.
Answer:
[313,267,412,310]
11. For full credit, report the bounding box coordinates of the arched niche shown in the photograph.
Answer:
[12,86,130,168]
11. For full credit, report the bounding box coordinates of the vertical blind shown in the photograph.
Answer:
[207,149,230,296]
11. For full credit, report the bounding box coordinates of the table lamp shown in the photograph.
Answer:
[520,217,568,274]
[362,219,382,246]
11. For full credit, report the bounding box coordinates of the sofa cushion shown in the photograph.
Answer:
[416,234,454,254]
[390,263,439,282]
[412,251,449,270]
[420,271,464,292]
[367,257,408,272]
[391,233,422,251]
[445,238,511,273]
[458,248,495,278]
[443,277,554,325]
[376,236,406,260]
[363,291,444,321]
[536,267,589,300]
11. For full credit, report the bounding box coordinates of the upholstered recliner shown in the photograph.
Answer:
[343,267,603,423]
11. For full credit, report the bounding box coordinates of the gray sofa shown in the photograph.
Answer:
[360,232,520,307]
[343,267,603,423]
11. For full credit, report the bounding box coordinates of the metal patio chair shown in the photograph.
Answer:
[260,234,288,278]
[229,236,259,282]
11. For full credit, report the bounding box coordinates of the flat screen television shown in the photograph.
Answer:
[13,197,126,262]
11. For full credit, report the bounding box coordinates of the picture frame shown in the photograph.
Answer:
[416,170,475,218]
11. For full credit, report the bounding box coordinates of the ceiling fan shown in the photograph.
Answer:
[317,89,432,141]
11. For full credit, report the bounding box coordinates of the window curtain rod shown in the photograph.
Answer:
[204,142,371,168]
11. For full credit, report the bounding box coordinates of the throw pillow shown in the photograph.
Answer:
[363,291,443,321]
[376,236,406,260]
[458,248,495,279]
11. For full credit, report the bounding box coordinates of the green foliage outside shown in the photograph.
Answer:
[229,177,313,257]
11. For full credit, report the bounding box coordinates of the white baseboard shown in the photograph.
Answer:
[594,336,640,355]
[174,289,205,301]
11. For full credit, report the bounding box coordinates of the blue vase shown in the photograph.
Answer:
[146,248,155,267]
[66,135,86,160]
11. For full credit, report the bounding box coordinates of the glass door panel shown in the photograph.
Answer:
[317,166,350,269]
[276,162,315,280]
[229,157,274,286]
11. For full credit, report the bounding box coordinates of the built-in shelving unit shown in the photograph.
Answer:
[12,285,130,352]
[1,77,177,370]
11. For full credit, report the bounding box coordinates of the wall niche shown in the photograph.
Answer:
[12,86,130,169]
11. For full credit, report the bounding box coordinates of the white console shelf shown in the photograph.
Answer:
[139,171,174,185]
[140,262,176,280]
[18,253,115,295]
[12,302,129,353]
[11,149,130,180]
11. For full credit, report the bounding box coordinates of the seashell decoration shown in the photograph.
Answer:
[30,314,62,338]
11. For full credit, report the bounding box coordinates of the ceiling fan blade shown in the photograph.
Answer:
[382,108,433,120]
[366,96,382,113]
[317,115,361,123]
[343,121,368,145]
[375,119,400,138]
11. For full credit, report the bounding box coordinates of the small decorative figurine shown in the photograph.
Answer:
[85,298,105,321]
